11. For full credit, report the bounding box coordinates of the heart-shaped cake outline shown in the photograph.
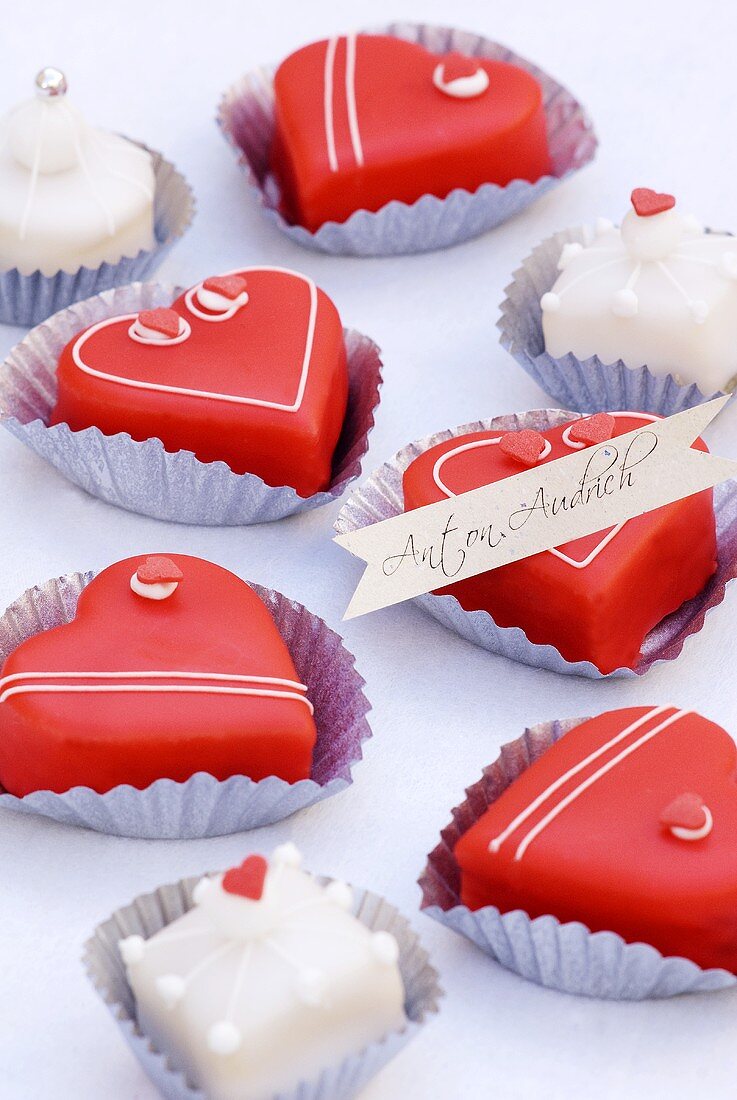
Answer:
[431,411,660,570]
[70,266,318,412]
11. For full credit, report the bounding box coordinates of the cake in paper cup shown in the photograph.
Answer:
[217,23,597,256]
[85,845,441,1099]
[335,408,737,678]
[499,188,737,414]
[0,555,372,837]
[0,67,193,326]
[0,270,382,524]
[420,709,737,999]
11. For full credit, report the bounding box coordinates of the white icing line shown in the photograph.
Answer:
[671,805,713,841]
[488,706,669,853]
[432,437,552,497]
[187,287,249,321]
[60,102,116,236]
[0,670,313,713]
[72,267,318,413]
[513,710,689,861]
[18,100,47,241]
[345,33,364,167]
[323,37,339,173]
[127,316,191,347]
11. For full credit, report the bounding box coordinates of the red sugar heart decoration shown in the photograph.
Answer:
[137,308,181,339]
[440,51,482,83]
[631,188,676,218]
[222,854,269,900]
[568,413,616,447]
[499,430,547,468]
[136,556,184,585]
[660,793,706,830]
[202,274,248,300]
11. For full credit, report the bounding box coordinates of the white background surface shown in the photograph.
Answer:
[2,0,737,1096]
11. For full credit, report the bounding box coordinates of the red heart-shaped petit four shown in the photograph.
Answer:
[0,555,316,796]
[136,556,184,585]
[631,188,676,218]
[50,268,348,498]
[456,707,735,972]
[567,413,616,447]
[403,413,716,672]
[223,854,269,900]
[272,35,551,231]
[498,429,547,467]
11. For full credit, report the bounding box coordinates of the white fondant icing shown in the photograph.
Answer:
[71,267,318,413]
[123,850,406,1099]
[120,935,146,965]
[128,316,191,346]
[432,62,489,99]
[558,242,583,271]
[542,198,737,392]
[130,572,180,599]
[0,72,155,276]
[325,881,353,910]
[323,36,363,173]
[0,670,314,714]
[670,805,713,841]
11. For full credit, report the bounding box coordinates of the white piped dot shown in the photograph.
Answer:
[273,842,302,868]
[611,288,638,318]
[325,881,353,910]
[595,217,614,235]
[557,242,583,271]
[371,931,400,965]
[119,935,146,965]
[540,292,560,314]
[691,299,709,324]
[155,974,186,1009]
[207,1020,243,1056]
[192,877,214,905]
[295,967,327,1007]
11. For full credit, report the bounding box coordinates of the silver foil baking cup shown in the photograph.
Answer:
[498,226,736,415]
[216,23,598,256]
[0,282,382,524]
[0,570,372,838]
[419,717,736,999]
[0,141,194,327]
[334,408,737,679]
[84,873,442,1100]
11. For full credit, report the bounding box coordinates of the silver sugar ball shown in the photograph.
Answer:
[35,67,68,98]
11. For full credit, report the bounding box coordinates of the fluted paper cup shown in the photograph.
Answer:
[0,142,194,327]
[499,227,737,414]
[217,23,597,256]
[0,282,382,524]
[0,570,372,837]
[334,408,737,679]
[419,717,736,999]
[84,871,442,1100]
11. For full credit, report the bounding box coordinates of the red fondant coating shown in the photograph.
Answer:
[402,414,717,673]
[136,556,184,584]
[631,188,676,217]
[137,308,182,338]
[272,34,551,231]
[456,707,737,973]
[223,854,269,899]
[0,555,317,796]
[50,269,349,498]
[498,429,547,467]
[568,412,615,446]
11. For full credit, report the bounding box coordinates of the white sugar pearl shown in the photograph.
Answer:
[691,300,709,324]
[325,881,353,910]
[371,931,400,965]
[296,967,326,1007]
[611,288,638,318]
[207,1020,242,1056]
[119,935,146,965]
[540,292,560,313]
[192,877,214,905]
[557,242,583,271]
[273,842,302,868]
[155,974,186,1008]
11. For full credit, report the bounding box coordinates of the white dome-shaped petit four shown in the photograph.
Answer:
[541,189,737,394]
[0,68,155,276]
